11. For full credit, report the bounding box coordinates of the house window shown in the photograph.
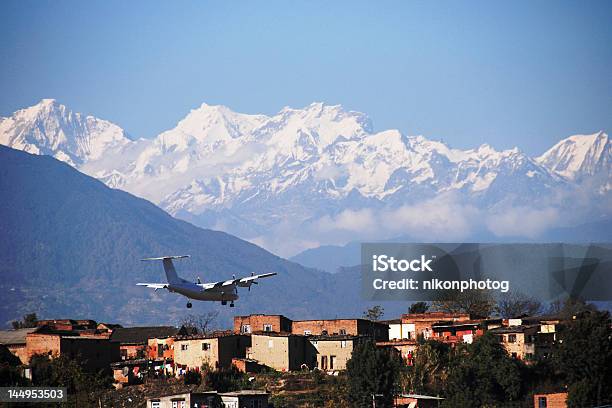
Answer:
[340,340,347,348]
[241,324,251,334]
[304,330,312,336]
[151,401,160,408]
[181,344,188,351]
[321,356,328,370]
[508,334,517,343]
[180,402,186,408]
[263,324,273,332]
[330,355,336,370]
[202,342,210,351]
[339,329,346,335]
[538,396,547,408]
[511,352,517,358]
[268,340,274,348]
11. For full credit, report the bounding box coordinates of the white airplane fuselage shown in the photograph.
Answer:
[168,281,239,302]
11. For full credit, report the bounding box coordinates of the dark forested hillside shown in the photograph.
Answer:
[0,146,361,327]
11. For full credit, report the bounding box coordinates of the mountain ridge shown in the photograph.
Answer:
[1,99,610,256]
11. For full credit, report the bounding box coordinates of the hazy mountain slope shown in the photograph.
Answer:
[0,146,351,327]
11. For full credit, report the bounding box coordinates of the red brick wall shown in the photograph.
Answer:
[26,333,61,363]
[292,320,358,336]
[533,393,567,408]
[234,315,291,333]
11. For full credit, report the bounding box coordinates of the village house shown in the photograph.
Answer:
[147,336,175,361]
[394,394,444,407]
[490,325,540,360]
[400,312,471,340]
[381,318,413,340]
[247,332,309,371]
[147,391,220,408]
[430,319,501,344]
[146,390,269,408]
[24,325,120,372]
[110,326,179,360]
[292,318,389,341]
[173,333,250,374]
[308,335,365,371]
[219,390,269,408]
[234,314,292,334]
[0,327,37,364]
[533,392,567,408]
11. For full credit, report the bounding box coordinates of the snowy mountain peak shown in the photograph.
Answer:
[537,131,610,180]
[0,99,130,166]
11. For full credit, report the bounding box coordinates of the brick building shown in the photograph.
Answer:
[292,318,389,341]
[400,312,471,340]
[110,326,179,360]
[233,314,292,334]
[533,392,567,408]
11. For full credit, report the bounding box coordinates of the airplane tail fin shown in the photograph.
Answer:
[141,255,189,284]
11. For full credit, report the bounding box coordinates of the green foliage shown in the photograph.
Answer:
[29,354,110,394]
[183,369,202,385]
[400,340,450,395]
[203,366,248,392]
[346,339,402,407]
[0,345,28,386]
[11,313,38,329]
[408,301,429,314]
[554,310,612,407]
[363,305,384,321]
[442,333,523,408]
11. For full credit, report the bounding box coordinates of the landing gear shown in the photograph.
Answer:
[221,300,227,306]
[230,301,235,308]
[186,302,192,309]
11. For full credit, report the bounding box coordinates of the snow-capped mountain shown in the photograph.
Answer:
[1,99,610,255]
[0,99,131,166]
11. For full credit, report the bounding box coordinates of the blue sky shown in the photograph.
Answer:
[1,0,611,155]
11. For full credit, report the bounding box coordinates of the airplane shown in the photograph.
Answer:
[137,255,277,308]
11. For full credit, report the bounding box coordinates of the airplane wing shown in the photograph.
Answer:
[203,272,277,290]
[137,283,169,290]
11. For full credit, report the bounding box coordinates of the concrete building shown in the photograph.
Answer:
[248,332,309,371]
[173,333,250,373]
[307,335,364,371]
[382,319,414,341]
[234,314,292,334]
[147,392,219,408]
[490,325,541,360]
[219,390,269,408]
[292,318,389,341]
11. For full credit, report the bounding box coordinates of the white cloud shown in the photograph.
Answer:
[486,206,560,238]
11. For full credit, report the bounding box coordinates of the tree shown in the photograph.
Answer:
[554,310,612,407]
[400,340,450,395]
[363,305,384,321]
[408,302,429,314]
[179,311,219,334]
[11,313,38,329]
[432,289,495,319]
[495,291,542,318]
[442,333,523,407]
[346,340,402,407]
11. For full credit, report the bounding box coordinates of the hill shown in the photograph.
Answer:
[0,146,361,327]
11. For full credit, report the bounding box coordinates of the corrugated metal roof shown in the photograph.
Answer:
[0,328,37,345]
